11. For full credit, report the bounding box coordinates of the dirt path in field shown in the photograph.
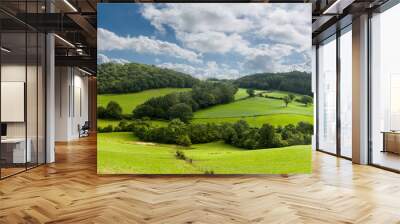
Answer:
[133,141,156,146]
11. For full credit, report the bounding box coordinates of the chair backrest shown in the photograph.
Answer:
[82,121,90,129]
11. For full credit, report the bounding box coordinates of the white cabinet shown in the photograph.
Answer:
[1,138,32,163]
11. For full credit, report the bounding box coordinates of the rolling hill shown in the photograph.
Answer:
[193,96,312,118]
[98,88,191,114]
[98,88,313,128]
[97,63,313,174]
[97,62,199,94]
[235,71,312,96]
[98,132,311,174]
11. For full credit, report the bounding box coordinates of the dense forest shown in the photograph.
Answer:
[98,119,313,149]
[234,71,312,96]
[132,82,238,122]
[98,62,312,96]
[97,63,199,94]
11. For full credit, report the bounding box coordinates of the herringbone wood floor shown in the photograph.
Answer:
[1,135,400,224]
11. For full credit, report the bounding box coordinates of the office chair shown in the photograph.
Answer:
[79,121,90,138]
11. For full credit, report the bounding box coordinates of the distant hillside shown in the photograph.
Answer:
[234,71,312,96]
[98,62,199,94]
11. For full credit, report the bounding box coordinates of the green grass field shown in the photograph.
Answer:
[234,88,249,100]
[98,132,312,174]
[234,88,272,100]
[98,88,313,128]
[98,119,121,128]
[194,96,312,118]
[98,88,191,114]
[192,114,313,127]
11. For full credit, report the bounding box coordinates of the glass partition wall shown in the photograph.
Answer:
[316,0,400,171]
[370,3,400,171]
[317,35,337,154]
[0,3,46,179]
[339,26,352,159]
[316,25,353,159]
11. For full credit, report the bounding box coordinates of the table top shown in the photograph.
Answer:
[1,138,29,143]
[381,131,400,134]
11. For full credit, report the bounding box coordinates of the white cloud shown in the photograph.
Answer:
[177,31,246,54]
[158,63,198,75]
[98,4,312,78]
[158,61,240,80]
[97,53,130,64]
[140,4,310,51]
[140,3,311,73]
[243,54,310,73]
[98,28,201,63]
[141,4,254,34]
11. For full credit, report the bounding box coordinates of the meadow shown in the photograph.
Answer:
[192,114,313,127]
[193,96,312,118]
[98,132,312,174]
[97,87,313,174]
[98,88,191,114]
[98,88,313,128]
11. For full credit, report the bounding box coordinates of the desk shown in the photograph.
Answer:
[1,138,31,163]
[382,131,400,154]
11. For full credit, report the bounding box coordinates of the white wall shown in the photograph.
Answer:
[1,63,46,164]
[55,67,89,141]
[55,66,69,141]
[1,65,26,138]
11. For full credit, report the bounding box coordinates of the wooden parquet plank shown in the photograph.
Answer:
[0,135,400,223]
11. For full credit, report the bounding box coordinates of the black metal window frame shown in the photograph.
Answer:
[315,22,353,161]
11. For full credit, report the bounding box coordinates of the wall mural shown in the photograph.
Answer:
[97,3,313,174]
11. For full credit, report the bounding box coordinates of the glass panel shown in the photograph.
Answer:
[371,4,400,171]
[0,1,46,178]
[26,0,40,169]
[38,32,45,165]
[27,31,38,169]
[312,45,317,151]
[318,36,337,154]
[1,31,27,177]
[340,28,352,158]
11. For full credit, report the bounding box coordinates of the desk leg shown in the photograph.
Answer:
[382,133,386,153]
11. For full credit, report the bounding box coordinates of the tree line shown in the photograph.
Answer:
[235,71,312,96]
[98,119,313,150]
[132,82,238,122]
[97,62,199,94]
[98,62,311,96]
[245,90,313,107]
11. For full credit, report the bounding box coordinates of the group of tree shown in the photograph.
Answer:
[282,93,296,107]
[298,95,313,106]
[130,119,223,147]
[97,101,123,119]
[108,119,314,149]
[220,120,313,149]
[246,89,256,97]
[132,82,238,122]
[273,93,312,107]
[97,62,199,94]
[235,71,312,96]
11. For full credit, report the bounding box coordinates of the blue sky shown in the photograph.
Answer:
[98,3,311,79]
